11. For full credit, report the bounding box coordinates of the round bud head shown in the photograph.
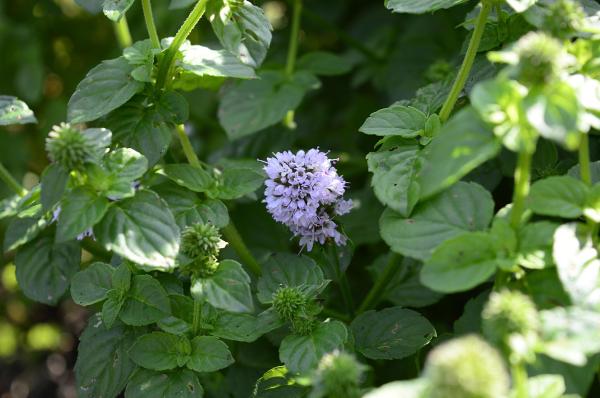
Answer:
[482,289,539,350]
[514,32,563,85]
[195,255,220,278]
[45,123,92,171]
[273,286,306,322]
[545,0,585,39]
[312,350,365,398]
[291,315,317,336]
[180,223,226,259]
[424,335,510,398]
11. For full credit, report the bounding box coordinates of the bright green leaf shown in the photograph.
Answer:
[385,0,469,14]
[360,105,426,137]
[529,176,588,218]
[0,95,36,125]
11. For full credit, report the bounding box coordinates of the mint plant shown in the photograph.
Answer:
[2,0,600,396]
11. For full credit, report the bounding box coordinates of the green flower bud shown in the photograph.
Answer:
[273,286,307,322]
[45,123,93,171]
[424,335,510,398]
[544,0,585,40]
[482,289,539,359]
[291,315,317,336]
[514,32,564,85]
[181,223,227,259]
[310,350,365,398]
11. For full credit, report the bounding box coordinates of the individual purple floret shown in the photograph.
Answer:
[263,149,352,251]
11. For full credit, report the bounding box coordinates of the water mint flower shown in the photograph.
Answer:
[263,149,352,251]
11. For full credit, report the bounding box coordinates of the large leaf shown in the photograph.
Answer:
[380,181,494,260]
[56,188,109,242]
[279,320,347,374]
[385,0,469,14]
[125,369,203,398]
[70,262,114,306]
[161,164,214,193]
[68,57,144,123]
[119,275,171,326]
[95,190,180,270]
[191,260,254,313]
[257,253,326,304]
[40,163,69,212]
[367,144,420,216]
[416,107,500,200]
[179,43,256,79]
[15,237,80,305]
[75,315,141,398]
[3,215,49,252]
[351,307,436,360]
[187,336,234,372]
[100,148,148,199]
[360,105,426,137]
[253,366,306,398]
[211,159,265,200]
[0,95,36,125]
[528,176,588,219]
[129,332,191,371]
[421,232,498,293]
[218,70,320,140]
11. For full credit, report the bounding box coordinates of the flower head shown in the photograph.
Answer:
[263,149,352,251]
[45,123,94,171]
[310,350,366,398]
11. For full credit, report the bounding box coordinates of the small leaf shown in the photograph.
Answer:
[57,188,109,242]
[161,164,214,193]
[68,57,144,123]
[129,332,191,371]
[385,0,469,14]
[529,176,588,218]
[360,105,427,137]
[211,160,264,200]
[380,181,494,260]
[95,190,180,270]
[187,336,234,372]
[421,232,498,293]
[40,163,69,211]
[119,275,171,326]
[102,292,124,328]
[210,312,266,343]
[351,307,436,360]
[279,320,347,374]
[15,237,80,305]
[125,369,203,398]
[101,148,148,200]
[0,95,36,125]
[103,0,135,21]
[70,262,114,306]
[253,366,306,398]
[191,260,253,313]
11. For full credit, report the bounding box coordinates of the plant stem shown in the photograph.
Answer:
[113,16,133,49]
[176,124,201,167]
[357,253,401,314]
[438,1,491,122]
[329,244,354,317]
[192,299,202,334]
[511,362,528,398]
[142,0,161,49]
[222,223,262,276]
[282,0,302,129]
[579,132,592,186]
[156,0,209,90]
[510,149,533,230]
[0,163,26,197]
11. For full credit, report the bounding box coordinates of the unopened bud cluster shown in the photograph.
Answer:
[310,350,365,398]
[272,286,320,335]
[180,223,227,277]
[46,123,94,171]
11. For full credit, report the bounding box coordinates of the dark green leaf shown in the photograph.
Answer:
[297,52,352,76]
[40,163,69,211]
[70,262,114,305]
[187,336,234,372]
[4,215,49,252]
[161,164,214,193]
[57,188,109,242]
[125,369,203,398]
[360,105,426,137]
[120,275,171,326]
[191,260,253,313]
[129,332,191,371]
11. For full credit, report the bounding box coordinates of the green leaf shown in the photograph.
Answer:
[417,107,501,200]
[360,105,427,137]
[100,148,148,199]
[129,332,191,371]
[161,164,214,193]
[257,253,326,304]
[178,42,256,79]
[103,0,135,21]
[524,83,581,150]
[297,52,352,76]
[351,307,436,360]
[187,336,234,372]
[211,160,264,200]
[3,215,49,252]
[75,315,140,398]
[553,223,600,309]
[68,57,144,123]
[507,0,538,13]
[210,312,266,343]
[516,221,558,269]
[57,188,109,242]
[421,232,498,293]
[112,263,131,292]
[102,291,125,328]
[125,369,203,398]
[157,294,193,335]
[253,366,306,398]
[15,237,80,305]
[0,95,36,125]
[363,379,427,398]
[105,95,174,166]
[530,354,600,396]
[83,127,113,162]
[40,163,69,211]
[385,0,469,14]
[120,275,171,326]
[123,40,158,83]
[279,320,347,374]
[70,262,114,306]
[218,70,320,140]
[191,260,253,313]
[528,176,588,218]
[380,181,494,260]
[207,0,272,68]
[95,190,180,270]
[367,144,420,216]
[568,160,600,184]
[527,374,566,398]
[584,184,600,223]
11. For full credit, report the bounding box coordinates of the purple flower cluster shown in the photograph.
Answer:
[263,149,353,251]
